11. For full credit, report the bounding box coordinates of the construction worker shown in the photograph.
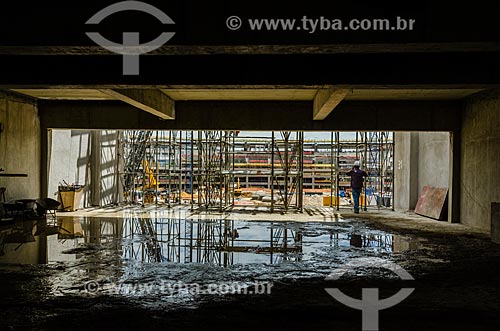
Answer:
[346,161,368,213]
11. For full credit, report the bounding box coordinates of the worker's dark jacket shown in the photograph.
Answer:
[346,168,368,190]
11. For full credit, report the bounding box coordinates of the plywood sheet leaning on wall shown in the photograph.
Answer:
[415,186,448,220]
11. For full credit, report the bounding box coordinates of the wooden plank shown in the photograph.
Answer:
[313,87,349,120]
[99,89,175,120]
[415,186,448,220]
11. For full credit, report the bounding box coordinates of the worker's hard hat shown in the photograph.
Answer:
[354,161,360,166]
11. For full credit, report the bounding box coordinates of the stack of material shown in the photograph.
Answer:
[58,184,84,212]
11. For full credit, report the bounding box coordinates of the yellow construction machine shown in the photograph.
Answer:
[234,178,242,197]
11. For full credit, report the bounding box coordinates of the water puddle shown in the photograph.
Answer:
[0,213,425,310]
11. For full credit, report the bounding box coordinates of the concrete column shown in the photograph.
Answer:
[448,131,461,223]
[394,132,419,211]
[41,128,50,198]
[90,130,101,206]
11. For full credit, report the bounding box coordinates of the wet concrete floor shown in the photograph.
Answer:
[1,206,500,330]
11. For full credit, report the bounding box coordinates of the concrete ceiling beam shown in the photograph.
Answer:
[99,89,175,120]
[313,87,350,120]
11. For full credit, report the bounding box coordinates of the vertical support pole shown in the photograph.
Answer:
[356,131,359,160]
[197,131,202,208]
[363,132,368,211]
[391,132,395,211]
[190,131,194,210]
[141,132,146,206]
[335,132,340,211]
[448,131,461,223]
[168,131,172,208]
[185,131,188,195]
[232,132,235,207]
[206,132,210,208]
[379,132,383,210]
[221,131,225,212]
[298,131,304,212]
[330,131,334,208]
[115,130,122,205]
[179,131,183,205]
[155,131,159,205]
[284,132,289,212]
[271,131,275,213]
[130,131,135,205]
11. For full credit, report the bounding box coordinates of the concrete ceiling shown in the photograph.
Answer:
[8,87,483,122]
[10,87,483,101]
[10,89,115,100]
[160,88,317,101]
[346,89,483,100]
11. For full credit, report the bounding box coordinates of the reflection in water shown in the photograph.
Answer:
[58,219,84,239]
[87,216,304,266]
[1,213,421,266]
[0,219,49,264]
[0,212,425,310]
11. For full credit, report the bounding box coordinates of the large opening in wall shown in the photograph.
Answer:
[46,130,455,221]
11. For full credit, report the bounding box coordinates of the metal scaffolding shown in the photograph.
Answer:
[195,131,235,211]
[271,131,304,212]
[120,130,152,204]
[357,132,394,211]
[118,130,394,212]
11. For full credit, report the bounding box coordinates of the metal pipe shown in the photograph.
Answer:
[335,132,340,211]
[391,132,395,211]
[330,131,333,208]
[271,131,275,213]
[190,131,194,210]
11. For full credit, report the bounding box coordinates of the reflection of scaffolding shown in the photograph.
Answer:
[326,231,395,252]
[119,215,303,266]
[348,233,394,252]
[122,218,162,262]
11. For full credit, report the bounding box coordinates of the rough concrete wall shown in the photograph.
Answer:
[48,129,119,208]
[461,91,500,231]
[0,95,41,200]
[394,132,449,211]
[417,132,450,195]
